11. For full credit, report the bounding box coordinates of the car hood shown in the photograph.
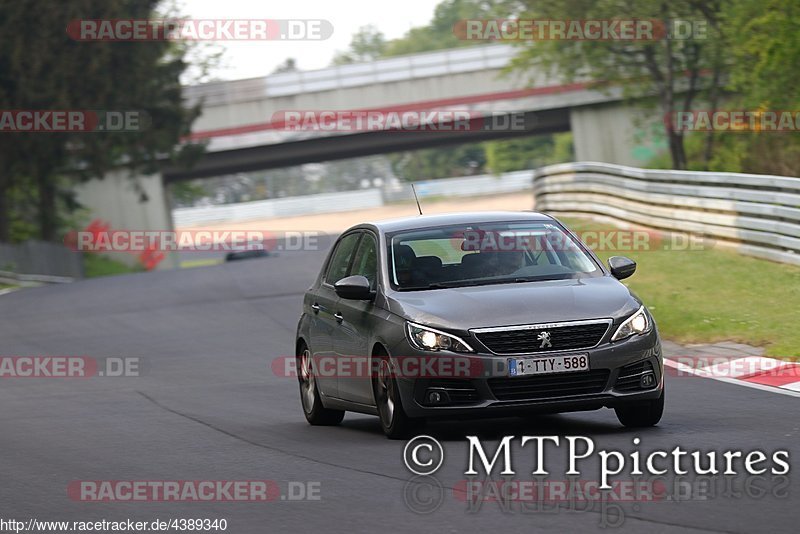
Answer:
[385,276,639,331]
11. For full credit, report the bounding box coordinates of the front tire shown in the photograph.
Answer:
[615,387,664,427]
[372,354,420,439]
[298,345,344,426]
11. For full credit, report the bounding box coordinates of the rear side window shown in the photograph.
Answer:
[325,233,361,284]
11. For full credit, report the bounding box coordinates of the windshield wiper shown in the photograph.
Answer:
[397,283,454,291]
[499,274,578,283]
[495,277,541,284]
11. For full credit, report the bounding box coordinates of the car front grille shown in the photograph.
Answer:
[474,320,610,354]
[488,369,610,401]
[614,360,656,392]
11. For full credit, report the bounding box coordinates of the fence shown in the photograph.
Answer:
[0,241,83,281]
[533,162,800,266]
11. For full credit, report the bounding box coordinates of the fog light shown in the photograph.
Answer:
[425,389,450,405]
[640,372,655,388]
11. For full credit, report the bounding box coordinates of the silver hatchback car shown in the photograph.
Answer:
[295,212,664,438]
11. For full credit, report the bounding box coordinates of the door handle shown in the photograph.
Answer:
[334,312,344,323]
[311,303,320,313]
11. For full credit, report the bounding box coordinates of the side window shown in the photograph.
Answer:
[349,234,378,289]
[325,233,361,284]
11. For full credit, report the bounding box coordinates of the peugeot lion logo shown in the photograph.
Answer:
[537,331,552,348]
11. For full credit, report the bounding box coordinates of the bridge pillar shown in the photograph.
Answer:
[73,171,179,270]
[570,103,666,166]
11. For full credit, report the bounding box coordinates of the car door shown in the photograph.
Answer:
[309,231,362,400]
[333,231,380,405]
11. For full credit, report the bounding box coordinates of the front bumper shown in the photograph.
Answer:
[391,328,663,418]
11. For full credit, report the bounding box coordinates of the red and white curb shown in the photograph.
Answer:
[665,356,800,398]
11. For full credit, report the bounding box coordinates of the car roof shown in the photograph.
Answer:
[353,210,555,234]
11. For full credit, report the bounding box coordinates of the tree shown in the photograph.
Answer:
[332,26,387,65]
[724,0,799,111]
[505,0,725,170]
[383,0,499,56]
[333,1,501,62]
[272,58,298,74]
[389,143,487,181]
[718,0,800,175]
[485,133,573,174]
[0,0,200,242]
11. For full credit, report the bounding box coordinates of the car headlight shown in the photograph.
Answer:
[406,322,474,353]
[611,306,651,342]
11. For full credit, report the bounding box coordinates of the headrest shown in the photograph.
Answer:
[414,256,443,271]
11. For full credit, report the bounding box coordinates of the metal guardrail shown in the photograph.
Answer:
[0,270,75,285]
[0,241,83,280]
[533,162,800,266]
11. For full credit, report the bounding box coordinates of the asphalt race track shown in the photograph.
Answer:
[1,237,796,533]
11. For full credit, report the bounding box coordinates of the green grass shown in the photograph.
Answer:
[83,254,143,278]
[564,218,800,359]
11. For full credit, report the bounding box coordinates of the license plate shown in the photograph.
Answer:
[509,354,590,377]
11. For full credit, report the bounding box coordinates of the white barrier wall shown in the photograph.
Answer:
[173,170,535,227]
[533,162,800,266]
[173,189,385,227]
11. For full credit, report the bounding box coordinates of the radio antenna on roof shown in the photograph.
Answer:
[411,183,423,215]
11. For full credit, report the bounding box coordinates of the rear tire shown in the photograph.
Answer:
[372,353,421,439]
[615,387,664,427]
[298,345,344,426]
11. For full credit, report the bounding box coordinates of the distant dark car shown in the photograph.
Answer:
[295,212,664,438]
[225,241,269,261]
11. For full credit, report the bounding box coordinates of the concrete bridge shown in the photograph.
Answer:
[168,43,659,180]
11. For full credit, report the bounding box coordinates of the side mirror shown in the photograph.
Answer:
[334,275,375,300]
[608,256,636,280]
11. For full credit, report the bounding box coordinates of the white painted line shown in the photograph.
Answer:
[664,357,800,399]
[781,382,800,392]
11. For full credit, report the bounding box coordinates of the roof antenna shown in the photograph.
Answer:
[411,183,423,215]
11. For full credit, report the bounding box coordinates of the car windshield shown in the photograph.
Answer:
[388,221,600,290]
